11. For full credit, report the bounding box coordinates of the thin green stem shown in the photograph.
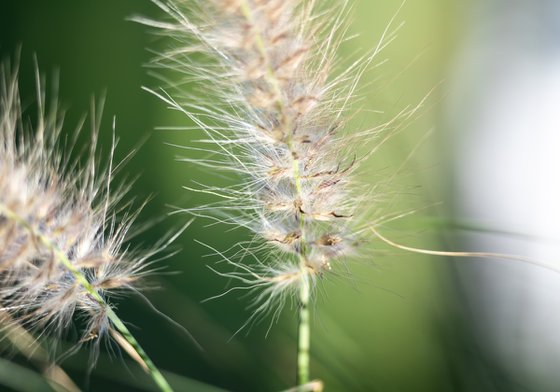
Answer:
[0,203,174,392]
[293,158,311,387]
[105,308,172,392]
[297,271,310,386]
[292,153,313,382]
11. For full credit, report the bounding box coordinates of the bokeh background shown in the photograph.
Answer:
[1,1,560,391]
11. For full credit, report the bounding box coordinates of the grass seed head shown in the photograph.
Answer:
[138,0,386,327]
[0,59,156,355]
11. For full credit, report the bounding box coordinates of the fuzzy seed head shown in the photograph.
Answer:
[140,0,378,326]
[0,62,152,350]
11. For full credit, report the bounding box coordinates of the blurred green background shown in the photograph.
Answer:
[0,1,514,391]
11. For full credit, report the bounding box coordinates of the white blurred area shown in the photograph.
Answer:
[447,0,560,390]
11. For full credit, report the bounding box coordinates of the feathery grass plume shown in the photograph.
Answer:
[136,0,399,388]
[0,59,175,392]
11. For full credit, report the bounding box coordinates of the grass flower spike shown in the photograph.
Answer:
[137,0,389,388]
[0,61,174,392]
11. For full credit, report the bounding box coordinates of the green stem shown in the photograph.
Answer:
[105,307,172,392]
[293,158,311,387]
[297,271,310,386]
[0,203,174,392]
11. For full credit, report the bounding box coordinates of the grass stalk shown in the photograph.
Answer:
[297,273,310,386]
